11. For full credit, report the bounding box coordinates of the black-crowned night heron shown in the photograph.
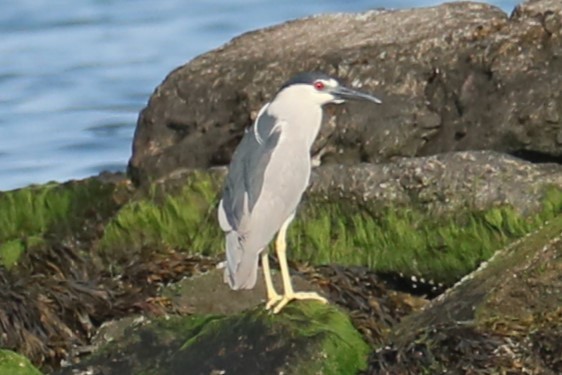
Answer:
[218,72,381,313]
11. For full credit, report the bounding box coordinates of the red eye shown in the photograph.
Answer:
[313,81,325,90]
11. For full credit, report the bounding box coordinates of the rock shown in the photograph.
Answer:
[53,261,423,374]
[161,267,325,316]
[128,0,562,186]
[285,152,562,284]
[363,215,562,374]
[160,265,428,347]
[308,150,562,216]
[109,151,562,284]
[56,300,370,375]
[0,350,43,375]
[2,152,561,372]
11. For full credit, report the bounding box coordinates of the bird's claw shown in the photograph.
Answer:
[266,291,327,314]
[265,293,283,310]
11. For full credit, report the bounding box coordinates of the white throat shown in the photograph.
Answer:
[267,87,324,150]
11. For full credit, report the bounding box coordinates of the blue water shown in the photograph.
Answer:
[0,0,518,191]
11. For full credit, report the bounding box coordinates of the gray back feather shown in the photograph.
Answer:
[220,105,280,230]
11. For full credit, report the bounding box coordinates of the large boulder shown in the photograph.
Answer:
[56,298,370,375]
[129,0,562,185]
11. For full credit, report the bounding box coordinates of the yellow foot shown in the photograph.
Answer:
[265,292,283,310]
[269,291,327,314]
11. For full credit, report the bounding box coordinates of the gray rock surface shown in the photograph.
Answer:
[129,0,562,185]
[308,150,562,216]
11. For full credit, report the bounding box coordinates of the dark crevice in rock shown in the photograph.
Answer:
[376,271,447,299]
[510,149,562,164]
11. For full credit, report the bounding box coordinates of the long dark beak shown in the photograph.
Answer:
[332,85,382,104]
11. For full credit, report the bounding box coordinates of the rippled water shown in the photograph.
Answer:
[0,0,517,190]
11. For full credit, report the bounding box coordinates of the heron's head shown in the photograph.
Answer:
[275,72,382,106]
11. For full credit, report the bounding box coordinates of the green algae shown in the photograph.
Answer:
[0,350,43,375]
[4,170,561,285]
[100,168,562,285]
[366,215,562,373]
[0,240,25,269]
[0,183,71,243]
[0,236,45,269]
[0,179,120,242]
[283,302,371,375]
[0,179,117,267]
[288,187,562,284]
[60,302,369,375]
[0,179,123,266]
[175,302,369,375]
[100,172,224,256]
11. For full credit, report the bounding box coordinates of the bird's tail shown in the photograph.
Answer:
[224,231,259,290]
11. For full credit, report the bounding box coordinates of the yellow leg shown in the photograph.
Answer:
[262,252,282,309]
[268,217,327,314]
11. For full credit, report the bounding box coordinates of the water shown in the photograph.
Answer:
[0,0,518,191]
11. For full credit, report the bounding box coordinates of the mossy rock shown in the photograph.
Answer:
[100,167,562,285]
[5,156,557,285]
[3,161,561,371]
[57,303,369,375]
[364,215,562,373]
[100,170,224,256]
[0,178,128,268]
[0,350,43,375]
[289,187,562,284]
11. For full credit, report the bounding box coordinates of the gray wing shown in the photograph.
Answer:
[219,103,311,288]
[219,103,282,232]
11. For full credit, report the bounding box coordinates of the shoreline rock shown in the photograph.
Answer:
[1,150,561,373]
[129,0,562,186]
[363,215,562,373]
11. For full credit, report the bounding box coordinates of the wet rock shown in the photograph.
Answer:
[54,264,422,374]
[56,299,370,375]
[4,149,562,364]
[363,215,562,374]
[2,154,561,372]
[129,0,562,186]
